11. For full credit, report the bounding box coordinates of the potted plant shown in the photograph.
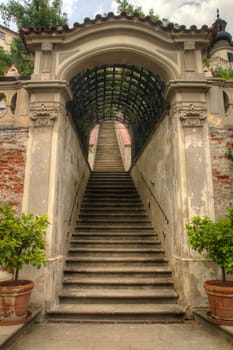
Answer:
[0,204,48,325]
[186,207,233,324]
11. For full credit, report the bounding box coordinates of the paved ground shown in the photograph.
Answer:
[3,321,233,350]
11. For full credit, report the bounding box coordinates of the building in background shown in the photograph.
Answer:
[0,25,18,52]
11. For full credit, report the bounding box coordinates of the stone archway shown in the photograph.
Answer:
[18,13,219,313]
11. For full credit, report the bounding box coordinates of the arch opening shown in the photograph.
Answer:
[0,93,7,116]
[67,64,169,159]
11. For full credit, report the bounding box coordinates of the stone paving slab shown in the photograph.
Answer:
[3,321,233,350]
[0,306,40,349]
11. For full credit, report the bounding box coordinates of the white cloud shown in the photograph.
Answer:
[1,0,232,35]
[111,0,118,13]
[129,0,233,33]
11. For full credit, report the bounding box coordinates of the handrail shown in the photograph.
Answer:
[68,164,89,225]
[134,165,169,224]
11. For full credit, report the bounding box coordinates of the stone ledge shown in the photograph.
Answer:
[0,305,41,349]
[193,308,233,344]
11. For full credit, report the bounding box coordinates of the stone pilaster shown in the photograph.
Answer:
[165,81,216,311]
[22,80,72,309]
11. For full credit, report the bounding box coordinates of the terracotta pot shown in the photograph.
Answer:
[0,280,34,324]
[204,280,233,321]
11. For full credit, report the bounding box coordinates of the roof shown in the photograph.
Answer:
[19,11,212,37]
[0,24,18,35]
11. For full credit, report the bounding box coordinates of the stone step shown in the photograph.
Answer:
[72,233,157,240]
[63,266,172,278]
[83,196,140,201]
[70,240,161,249]
[65,259,168,268]
[81,200,143,206]
[58,287,178,304]
[79,209,147,215]
[65,256,168,263]
[75,225,154,232]
[85,189,137,194]
[47,303,185,323]
[80,203,145,209]
[87,180,133,184]
[77,217,151,224]
[63,276,174,288]
[68,247,164,256]
[68,247,165,257]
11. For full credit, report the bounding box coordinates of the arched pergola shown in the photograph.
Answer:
[68,63,169,157]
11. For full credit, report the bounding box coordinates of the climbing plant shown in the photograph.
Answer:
[212,66,233,80]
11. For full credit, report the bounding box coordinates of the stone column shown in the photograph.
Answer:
[22,81,72,310]
[166,81,217,312]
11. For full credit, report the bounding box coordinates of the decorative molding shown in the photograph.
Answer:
[30,103,58,126]
[179,104,207,127]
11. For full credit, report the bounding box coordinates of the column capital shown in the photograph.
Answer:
[23,80,72,127]
[179,103,207,127]
[165,80,211,100]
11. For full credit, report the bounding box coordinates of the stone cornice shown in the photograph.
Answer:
[20,12,212,36]
[20,12,213,53]
[23,80,72,100]
[165,80,211,100]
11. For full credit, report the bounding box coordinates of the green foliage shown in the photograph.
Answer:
[0,48,13,76]
[0,204,48,280]
[115,0,159,21]
[212,66,233,80]
[10,38,33,76]
[186,208,233,282]
[0,0,67,28]
[0,0,67,77]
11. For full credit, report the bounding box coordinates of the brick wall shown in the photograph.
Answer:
[209,127,233,219]
[0,128,28,212]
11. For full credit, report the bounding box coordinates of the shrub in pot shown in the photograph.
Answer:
[0,204,48,325]
[186,207,233,324]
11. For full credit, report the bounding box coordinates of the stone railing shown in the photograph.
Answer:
[0,78,30,127]
[209,56,233,70]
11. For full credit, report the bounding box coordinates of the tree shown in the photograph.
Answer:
[0,48,13,76]
[0,0,67,76]
[10,38,34,76]
[115,0,159,21]
[0,0,67,28]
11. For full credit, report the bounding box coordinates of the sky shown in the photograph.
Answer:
[61,0,233,35]
[0,0,232,35]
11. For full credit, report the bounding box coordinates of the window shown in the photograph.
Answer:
[223,90,230,114]
[228,52,233,63]
[0,31,5,40]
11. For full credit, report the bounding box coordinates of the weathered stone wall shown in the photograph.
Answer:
[20,112,91,309]
[130,113,174,261]
[0,127,28,212]
[209,127,233,219]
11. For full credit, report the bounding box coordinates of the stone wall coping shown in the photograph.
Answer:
[165,80,211,99]
[23,80,72,100]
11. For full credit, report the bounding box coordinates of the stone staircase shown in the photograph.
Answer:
[47,121,185,322]
[94,121,125,172]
